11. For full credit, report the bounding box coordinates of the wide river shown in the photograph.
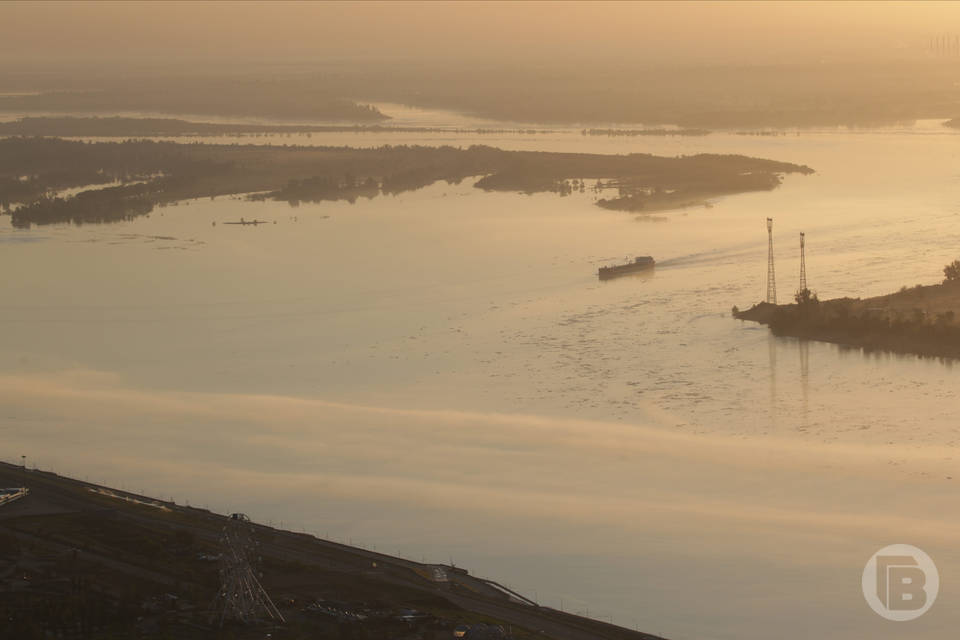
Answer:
[2,109,960,639]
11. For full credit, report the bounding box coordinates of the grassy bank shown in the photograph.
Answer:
[735,279,960,359]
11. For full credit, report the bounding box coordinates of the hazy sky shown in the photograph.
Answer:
[2,1,959,66]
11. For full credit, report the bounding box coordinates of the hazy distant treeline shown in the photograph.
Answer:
[582,128,710,137]
[356,61,959,127]
[323,60,960,127]
[0,116,551,138]
[0,78,387,122]
[3,61,960,128]
[0,137,812,227]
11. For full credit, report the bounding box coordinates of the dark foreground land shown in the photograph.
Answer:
[0,462,667,640]
[734,280,960,359]
[0,137,812,227]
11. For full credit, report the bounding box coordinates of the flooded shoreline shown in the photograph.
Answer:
[3,110,960,639]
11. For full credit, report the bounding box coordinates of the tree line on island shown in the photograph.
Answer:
[0,137,813,228]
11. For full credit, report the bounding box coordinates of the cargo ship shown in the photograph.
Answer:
[598,255,655,280]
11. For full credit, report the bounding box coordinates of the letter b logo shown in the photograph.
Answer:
[863,544,938,621]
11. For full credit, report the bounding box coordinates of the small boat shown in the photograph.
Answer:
[223,218,269,225]
[598,256,655,280]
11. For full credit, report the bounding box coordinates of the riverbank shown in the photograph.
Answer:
[0,461,665,640]
[734,280,960,359]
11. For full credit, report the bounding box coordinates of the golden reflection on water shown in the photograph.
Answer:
[2,121,960,639]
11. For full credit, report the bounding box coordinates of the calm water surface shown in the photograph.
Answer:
[2,113,960,640]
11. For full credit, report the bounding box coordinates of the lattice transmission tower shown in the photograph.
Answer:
[212,513,285,626]
[766,218,777,304]
[799,232,807,293]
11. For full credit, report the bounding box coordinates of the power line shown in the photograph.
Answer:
[212,513,285,627]
[799,231,807,294]
[766,217,777,304]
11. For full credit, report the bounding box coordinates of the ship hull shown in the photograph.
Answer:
[598,257,655,280]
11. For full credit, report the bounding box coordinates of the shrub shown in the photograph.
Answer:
[944,259,960,282]
[794,288,819,306]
